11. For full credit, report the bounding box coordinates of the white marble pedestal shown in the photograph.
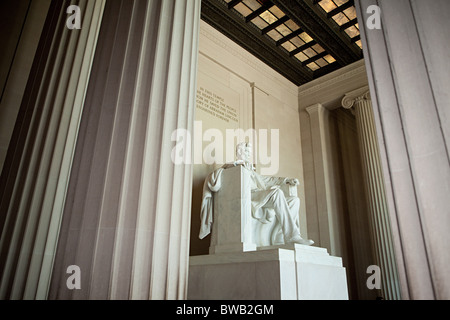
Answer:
[188,244,349,300]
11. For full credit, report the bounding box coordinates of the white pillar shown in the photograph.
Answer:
[305,104,338,255]
[48,0,200,300]
[0,0,105,300]
[335,107,378,300]
[342,87,401,299]
[357,0,450,300]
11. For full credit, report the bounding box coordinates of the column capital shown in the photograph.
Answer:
[305,103,324,116]
[342,86,371,110]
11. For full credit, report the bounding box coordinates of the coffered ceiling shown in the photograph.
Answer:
[201,0,363,86]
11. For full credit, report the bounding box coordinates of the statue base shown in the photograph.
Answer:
[188,244,349,300]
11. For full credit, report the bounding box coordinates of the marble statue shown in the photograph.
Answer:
[200,142,314,246]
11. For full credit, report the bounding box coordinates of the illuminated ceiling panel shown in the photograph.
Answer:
[203,0,363,85]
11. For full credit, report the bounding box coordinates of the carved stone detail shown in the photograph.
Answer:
[341,86,371,110]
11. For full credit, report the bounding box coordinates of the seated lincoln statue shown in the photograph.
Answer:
[199,142,313,247]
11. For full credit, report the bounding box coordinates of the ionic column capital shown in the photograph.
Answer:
[342,86,371,110]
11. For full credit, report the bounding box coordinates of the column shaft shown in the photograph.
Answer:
[48,0,200,300]
[343,89,401,300]
[0,0,105,299]
[305,104,337,254]
[357,0,450,299]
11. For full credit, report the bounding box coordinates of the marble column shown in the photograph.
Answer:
[335,108,377,300]
[356,0,450,300]
[48,0,201,300]
[342,87,401,300]
[0,0,105,299]
[305,104,337,255]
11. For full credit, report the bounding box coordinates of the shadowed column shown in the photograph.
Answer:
[0,0,105,300]
[48,0,201,300]
[342,87,401,300]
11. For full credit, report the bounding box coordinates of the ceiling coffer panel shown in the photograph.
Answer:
[201,0,363,86]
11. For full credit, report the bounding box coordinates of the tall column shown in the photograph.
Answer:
[0,0,105,300]
[305,104,337,255]
[335,108,377,300]
[48,0,200,300]
[356,0,450,300]
[342,87,401,300]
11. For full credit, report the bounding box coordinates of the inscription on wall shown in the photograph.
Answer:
[196,86,238,123]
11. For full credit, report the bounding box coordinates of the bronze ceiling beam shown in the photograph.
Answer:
[245,2,274,22]
[271,0,362,66]
[301,51,328,66]
[276,28,305,46]
[351,35,361,43]
[326,0,354,19]
[313,61,341,78]
[201,0,313,85]
[339,18,358,31]
[227,0,243,9]
[289,40,317,57]
[261,15,290,35]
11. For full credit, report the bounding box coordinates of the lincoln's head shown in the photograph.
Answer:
[236,142,252,163]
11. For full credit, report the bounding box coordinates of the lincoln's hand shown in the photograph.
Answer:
[286,178,299,186]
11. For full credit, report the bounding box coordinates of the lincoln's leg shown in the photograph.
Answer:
[264,189,300,242]
[264,189,313,245]
[286,196,300,227]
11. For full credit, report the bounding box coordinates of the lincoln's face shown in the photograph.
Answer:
[243,144,252,161]
[237,143,252,162]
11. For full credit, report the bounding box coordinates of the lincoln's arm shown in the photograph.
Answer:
[259,175,286,187]
[260,175,299,187]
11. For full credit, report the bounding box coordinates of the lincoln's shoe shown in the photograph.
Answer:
[288,235,314,246]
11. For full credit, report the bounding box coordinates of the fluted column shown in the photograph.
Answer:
[0,0,105,300]
[357,0,450,300]
[48,0,200,300]
[342,87,401,300]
